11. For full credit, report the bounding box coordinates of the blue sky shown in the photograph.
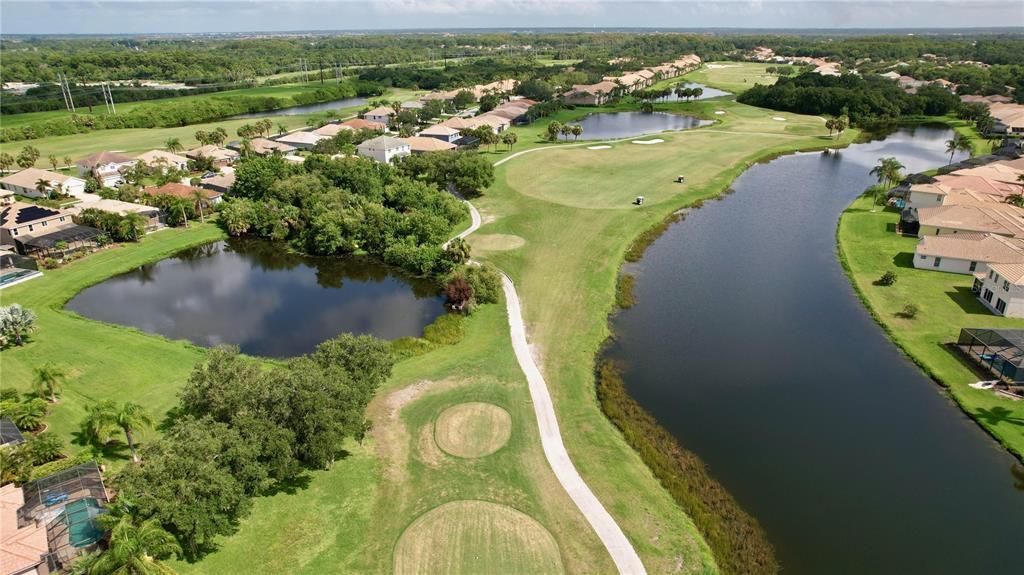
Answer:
[1,1,1021,35]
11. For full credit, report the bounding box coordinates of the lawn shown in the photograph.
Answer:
[471,98,857,571]
[838,196,1024,459]
[1,224,226,459]
[682,61,779,94]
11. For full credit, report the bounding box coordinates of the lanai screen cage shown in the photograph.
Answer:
[17,462,108,528]
[957,328,1024,391]
[17,224,102,258]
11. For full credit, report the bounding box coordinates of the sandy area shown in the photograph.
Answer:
[772,116,787,121]
[714,111,726,115]
[587,145,612,150]
[632,139,665,145]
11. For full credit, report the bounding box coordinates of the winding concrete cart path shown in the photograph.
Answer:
[449,148,647,574]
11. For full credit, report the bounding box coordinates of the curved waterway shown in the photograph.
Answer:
[604,126,1024,574]
[67,238,445,357]
[569,111,711,140]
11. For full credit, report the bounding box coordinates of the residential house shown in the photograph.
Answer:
[186,145,239,168]
[246,138,297,156]
[404,137,457,154]
[0,168,86,199]
[199,173,235,195]
[134,149,189,172]
[401,100,425,111]
[960,94,1014,105]
[469,114,511,133]
[143,182,224,205]
[976,263,1024,317]
[953,164,1024,186]
[561,81,619,106]
[649,64,679,79]
[914,203,1024,238]
[356,136,412,164]
[913,232,1024,274]
[1,484,49,575]
[879,71,902,80]
[0,202,76,249]
[363,106,395,125]
[70,199,162,231]
[75,151,136,188]
[988,103,1024,135]
[274,131,327,150]
[337,118,388,132]
[418,124,462,144]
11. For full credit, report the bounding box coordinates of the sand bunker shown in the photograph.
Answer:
[631,139,665,145]
[772,116,787,121]
[587,145,612,150]
[714,111,726,115]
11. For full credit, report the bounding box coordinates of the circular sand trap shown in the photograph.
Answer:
[470,233,526,252]
[631,138,665,145]
[714,110,726,115]
[434,402,512,458]
[772,116,787,121]
[587,145,612,150]
[394,500,564,575]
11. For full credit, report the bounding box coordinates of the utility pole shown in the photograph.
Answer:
[106,82,116,114]
[63,73,76,112]
[57,73,71,112]
[319,58,324,84]
[101,81,110,112]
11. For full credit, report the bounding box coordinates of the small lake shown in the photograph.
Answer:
[229,96,368,119]
[67,238,446,357]
[605,126,1024,573]
[654,82,731,101]
[569,111,711,140]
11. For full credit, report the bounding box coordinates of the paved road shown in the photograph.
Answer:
[449,151,647,574]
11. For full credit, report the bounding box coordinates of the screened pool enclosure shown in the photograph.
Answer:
[957,328,1024,392]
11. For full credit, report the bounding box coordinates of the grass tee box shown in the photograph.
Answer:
[839,196,1024,458]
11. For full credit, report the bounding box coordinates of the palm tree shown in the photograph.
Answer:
[164,138,182,153]
[191,189,207,224]
[1,303,36,346]
[91,515,181,575]
[33,364,65,403]
[560,124,573,141]
[571,125,583,141]
[869,157,905,212]
[277,123,287,136]
[35,178,51,198]
[119,213,147,241]
[8,398,47,432]
[1006,195,1024,207]
[691,87,703,100]
[63,156,73,169]
[945,133,970,164]
[111,402,153,463]
[826,118,837,137]
[80,400,117,446]
[48,155,60,171]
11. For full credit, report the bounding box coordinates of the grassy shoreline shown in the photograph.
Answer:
[837,195,1024,461]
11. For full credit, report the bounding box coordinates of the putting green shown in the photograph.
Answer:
[469,233,526,253]
[393,500,564,575]
[434,402,512,458]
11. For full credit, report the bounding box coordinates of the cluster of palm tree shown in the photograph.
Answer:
[80,400,153,463]
[869,156,906,211]
[1005,174,1024,207]
[72,500,181,575]
[825,115,849,139]
[673,85,704,101]
[545,121,583,142]
[236,118,274,140]
[193,127,228,147]
[0,303,36,347]
[945,133,973,164]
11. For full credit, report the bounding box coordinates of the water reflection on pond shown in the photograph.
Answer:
[229,96,368,119]
[652,82,731,101]
[569,111,711,140]
[66,238,446,357]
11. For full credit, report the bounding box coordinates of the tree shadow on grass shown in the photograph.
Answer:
[261,473,313,497]
[946,287,994,315]
[70,431,130,460]
[892,252,915,269]
[975,406,1024,428]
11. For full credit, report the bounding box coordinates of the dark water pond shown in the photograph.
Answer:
[605,126,1024,574]
[569,112,711,140]
[229,96,368,119]
[67,238,446,357]
[654,82,732,101]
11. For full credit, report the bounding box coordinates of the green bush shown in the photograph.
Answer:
[616,274,637,309]
[876,271,898,286]
[390,336,436,359]
[422,314,465,346]
[465,263,503,305]
[30,454,92,481]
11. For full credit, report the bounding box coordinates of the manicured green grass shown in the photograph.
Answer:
[470,98,856,572]
[838,196,1024,459]
[1,224,226,460]
[682,62,779,94]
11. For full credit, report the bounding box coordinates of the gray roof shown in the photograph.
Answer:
[0,417,24,446]
[358,136,409,150]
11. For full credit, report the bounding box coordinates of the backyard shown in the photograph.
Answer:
[838,196,1024,458]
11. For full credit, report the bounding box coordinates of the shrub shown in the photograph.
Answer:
[30,454,92,481]
[423,314,466,346]
[465,263,502,305]
[41,258,60,269]
[876,271,898,286]
[899,303,920,319]
[616,274,637,309]
[390,336,435,359]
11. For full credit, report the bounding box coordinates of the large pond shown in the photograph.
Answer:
[569,112,711,140]
[653,82,731,101]
[67,238,446,357]
[605,126,1024,574]
[229,96,368,119]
